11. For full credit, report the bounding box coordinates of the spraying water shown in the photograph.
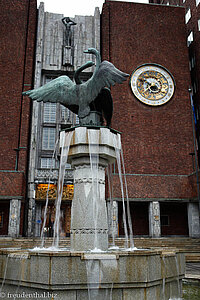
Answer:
[113,134,129,248]
[113,133,135,250]
[162,256,166,300]
[107,163,115,246]
[41,138,59,247]
[120,144,134,249]
[0,255,8,294]
[53,131,73,248]
[0,253,28,299]
[86,255,117,300]
[175,255,181,298]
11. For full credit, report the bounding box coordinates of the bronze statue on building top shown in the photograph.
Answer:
[62,17,77,46]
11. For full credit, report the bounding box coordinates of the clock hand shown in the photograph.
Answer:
[144,87,150,93]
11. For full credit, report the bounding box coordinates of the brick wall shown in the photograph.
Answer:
[0,0,37,199]
[0,0,37,173]
[0,0,37,236]
[0,172,26,197]
[102,1,196,200]
[112,173,197,200]
[185,0,200,157]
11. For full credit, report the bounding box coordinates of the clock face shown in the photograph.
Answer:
[130,64,175,106]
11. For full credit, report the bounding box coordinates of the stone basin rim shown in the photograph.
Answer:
[0,248,182,258]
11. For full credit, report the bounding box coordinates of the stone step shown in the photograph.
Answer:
[0,237,200,259]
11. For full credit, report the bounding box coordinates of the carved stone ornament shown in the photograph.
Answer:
[36,184,74,201]
[70,228,108,235]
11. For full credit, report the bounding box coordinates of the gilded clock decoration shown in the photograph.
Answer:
[130,64,175,106]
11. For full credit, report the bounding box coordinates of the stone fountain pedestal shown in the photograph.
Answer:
[60,126,120,251]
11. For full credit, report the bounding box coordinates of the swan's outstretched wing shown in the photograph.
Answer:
[85,61,129,103]
[23,76,75,106]
[92,88,113,127]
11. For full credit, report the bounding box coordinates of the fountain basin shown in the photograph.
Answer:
[0,248,185,299]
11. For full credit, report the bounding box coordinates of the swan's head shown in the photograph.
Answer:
[84,48,99,55]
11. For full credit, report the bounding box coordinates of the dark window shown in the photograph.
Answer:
[161,215,169,226]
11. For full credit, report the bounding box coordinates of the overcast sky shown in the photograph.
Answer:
[37,0,148,17]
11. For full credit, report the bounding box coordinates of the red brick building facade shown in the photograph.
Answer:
[150,0,200,166]
[0,0,37,236]
[102,0,199,237]
[1,0,199,238]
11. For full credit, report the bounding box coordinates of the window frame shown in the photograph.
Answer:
[185,8,191,24]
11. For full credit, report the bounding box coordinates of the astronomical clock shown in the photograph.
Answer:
[130,64,175,106]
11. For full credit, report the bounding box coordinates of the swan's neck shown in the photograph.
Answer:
[94,50,101,69]
[74,63,87,84]
[74,61,95,84]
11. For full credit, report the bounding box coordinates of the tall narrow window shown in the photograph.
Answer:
[75,114,79,125]
[41,158,55,168]
[44,103,56,123]
[42,127,56,150]
[185,8,191,24]
[191,55,195,68]
[187,31,193,46]
[61,106,71,122]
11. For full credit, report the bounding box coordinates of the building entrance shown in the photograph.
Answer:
[160,202,189,236]
[0,202,10,235]
[41,203,71,237]
[36,183,73,237]
[118,202,149,236]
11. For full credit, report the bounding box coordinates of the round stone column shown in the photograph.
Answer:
[61,126,121,252]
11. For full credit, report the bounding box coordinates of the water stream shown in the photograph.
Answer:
[162,255,183,300]
[175,254,181,298]
[86,256,117,300]
[113,134,128,248]
[162,256,166,300]
[113,133,135,249]
[0,255,8,294]
[41,138,59,247]
[106,163,115,247]
[120,142,134,249]
[0,253,28,299]
[53,131,73,248]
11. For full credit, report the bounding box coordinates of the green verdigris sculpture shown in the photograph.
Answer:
[23,48,129,126]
